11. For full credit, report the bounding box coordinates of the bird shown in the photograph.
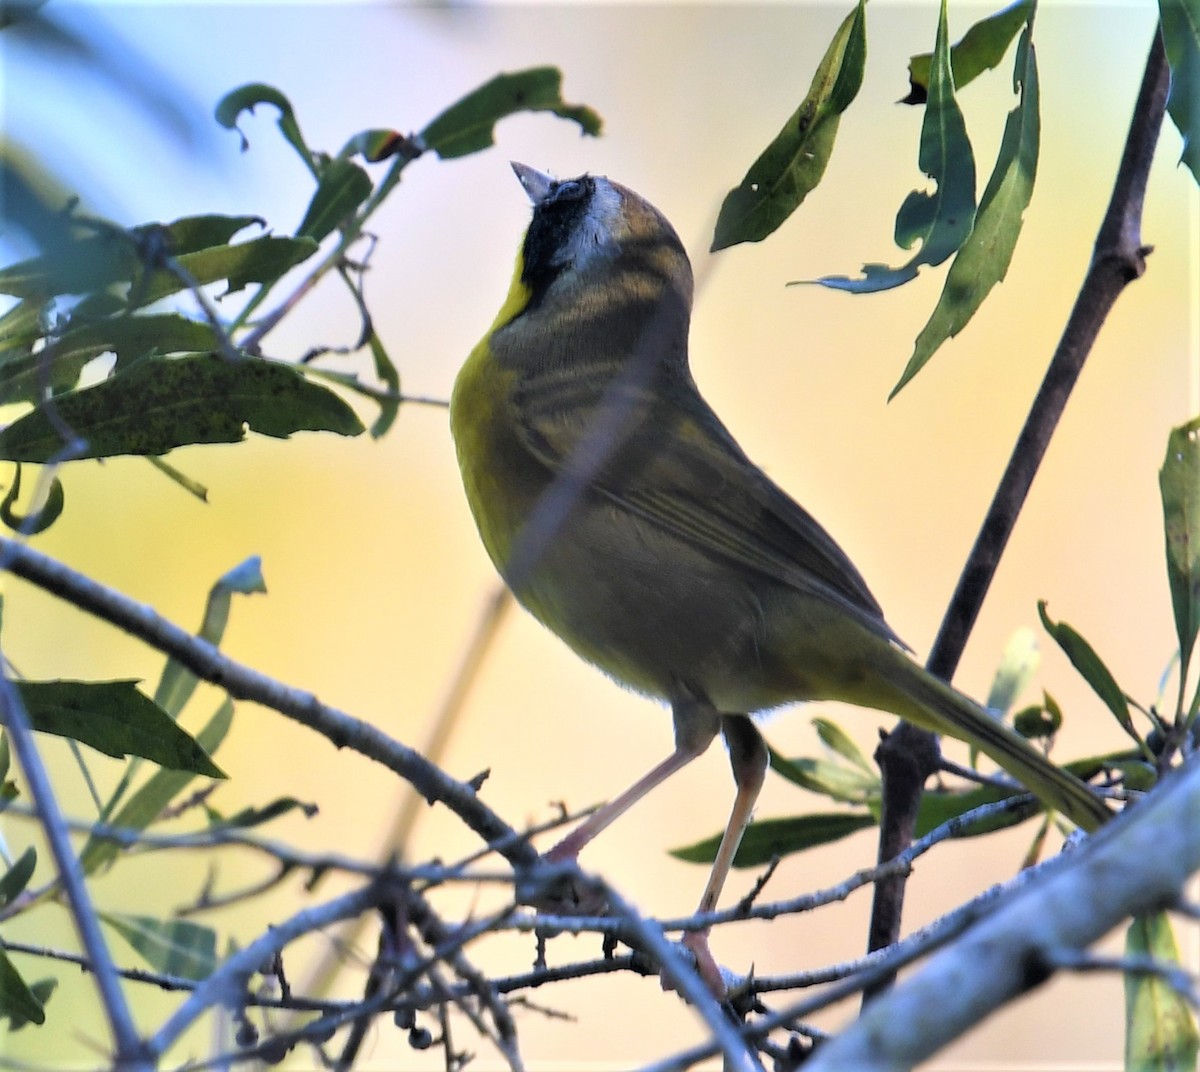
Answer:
[449,162,1112,995]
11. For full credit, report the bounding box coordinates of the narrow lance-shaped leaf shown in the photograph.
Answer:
[0,947,47,1028]
[296,158,373,243]
[1159,417,1200,695]
[813,0,977,293]
[420,67,601,160]
[101,913,217,982]
[1158,0,1200,183]
[891,22,1039,398]
[671,812,876,867]
[1125,913,1200,1072]
[0,847,37,907]
[0,352,363,463]
[156,557,267,717]
[905,0,1034,102]
[84,699,234,874]
[1037,601,1133,734]
[711,0,866,250]
[16,680,224,777]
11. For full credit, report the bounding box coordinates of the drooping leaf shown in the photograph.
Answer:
[0,464,64,535]
[0,847,37,907]
[672,812,876,867]
[215,83,314,171]
[1159,0,1200,183]
[0,352,363,463]
[711,0,866,250]
[365,330,401,438]
[891,24,1038,397]
[296,158,373,242]
[1037,602,1133,734]
[0,947,48,1028]
[155,558,266,718]
[813,0,976,293]
[83,699,234,874]
[101,913,217,982]
[1125,913,1200,1072]
[1159,417,1200,690]
[16,680,223,777]
[1012,690,1063,741]
[420,67,601,160]
[905,0,1034,102]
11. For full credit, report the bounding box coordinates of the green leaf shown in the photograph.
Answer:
[891,23,1038,398]
[814,0,976,294]
[0,353,364,463]
[0,231,140,300]
[1037,601,1133,734]
[136,234,318,306]
[102,913,217,982]
[215,83,314,172]
[83,699,234,874]
[672,812,876,867]
[1159,417,1200,690]
[155,557,266,718]
[914,783,1039,837]
[768,745,879,804]
[296,158,373,242]
[17,680,224,777]
[711,0,866,250]
[1159,0,1200,183]
[156,214,265,256]
[214,796,317,830]
[905,0,1034,101]
[420,67,602,160]
[0,946,48,1028]
[366,330,401,438]
[341,128,419,164]
[1125,913,1200,1072]
[985,626,1041,714]
[812,716,873,773]
[0,847,36,907]
[0,464,64,535]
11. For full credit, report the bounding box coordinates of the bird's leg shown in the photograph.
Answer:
[677,715,768,998]
[531,702,721,914]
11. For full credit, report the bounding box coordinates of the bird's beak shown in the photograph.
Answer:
[511,161,554,206]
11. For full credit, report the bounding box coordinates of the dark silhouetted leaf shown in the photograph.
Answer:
[421,67,601,160]
[17,680,223,777]
[711,0,866,250]
[0,948,48,1028]
[0,847,36,907]
[0,353,363,462]
[672,812,876,867]
[0,464,64,534]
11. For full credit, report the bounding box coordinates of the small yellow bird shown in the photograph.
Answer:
[450,163,1111,993]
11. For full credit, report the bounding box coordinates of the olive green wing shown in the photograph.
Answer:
[512,368,900,643]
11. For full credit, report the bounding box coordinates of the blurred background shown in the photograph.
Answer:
[2,1,1196,1067]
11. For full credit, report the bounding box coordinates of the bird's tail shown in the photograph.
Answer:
[874,649,1113,832]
